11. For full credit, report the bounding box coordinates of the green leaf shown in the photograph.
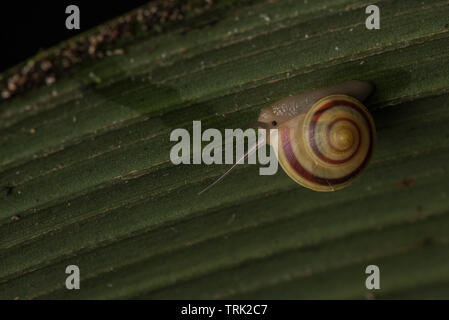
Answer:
[1,0,449,299]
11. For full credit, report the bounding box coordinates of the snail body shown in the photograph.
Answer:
[258,81,376,191]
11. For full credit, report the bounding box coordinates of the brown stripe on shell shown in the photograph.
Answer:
[308,100,370,165]
[310,117,361,164]
[280,114,373,187]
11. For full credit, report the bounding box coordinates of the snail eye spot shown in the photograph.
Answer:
[271,121,277,126]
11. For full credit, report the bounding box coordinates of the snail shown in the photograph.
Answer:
[198,80,376,194]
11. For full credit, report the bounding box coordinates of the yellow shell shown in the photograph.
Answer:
[273,94,376,191]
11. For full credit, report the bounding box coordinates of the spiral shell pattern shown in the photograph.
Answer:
[277,94,375,191]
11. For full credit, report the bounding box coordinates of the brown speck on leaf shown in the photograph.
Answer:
[40,60,52,71]
[1,90,11,99]
[4,186,14,197]
[418,236,436,247]
[62,58,71,68]
[365,292,376,300]
[399,179,415,187]
[45,76,56,85]
[227,213,236,225]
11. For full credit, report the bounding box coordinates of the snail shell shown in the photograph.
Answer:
[258,81,376,191]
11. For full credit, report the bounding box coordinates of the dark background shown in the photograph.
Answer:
[0,1,149,72]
